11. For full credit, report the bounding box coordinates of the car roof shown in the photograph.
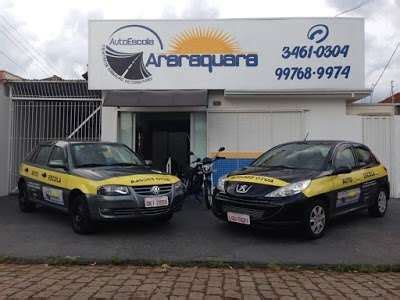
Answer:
[37,140,123,148]
[277,140,367,148]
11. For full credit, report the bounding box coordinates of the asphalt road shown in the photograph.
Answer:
[0,195,399,265]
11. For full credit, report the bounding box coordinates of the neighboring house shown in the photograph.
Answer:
[379,92,400,104]
[347,92,400,116]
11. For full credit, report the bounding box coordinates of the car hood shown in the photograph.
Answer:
[228,166,322,184]
[224,166,323,198]
[71,166,169,181]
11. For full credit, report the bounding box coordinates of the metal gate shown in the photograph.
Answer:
[362,116,395,194]
[8,81,102,193]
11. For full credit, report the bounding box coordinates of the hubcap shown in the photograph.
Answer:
[377,191,387,213]
[310,205,326,235]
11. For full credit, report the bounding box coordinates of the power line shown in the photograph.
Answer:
[0,14,62,76]
[335,0,373,17]
[0,24,50,77]
[371,41,400,93]
[0,49,27,76]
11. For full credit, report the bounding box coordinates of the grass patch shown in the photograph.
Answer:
[0,256,398,273]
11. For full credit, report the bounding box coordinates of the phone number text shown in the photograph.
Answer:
[275,66,351,80]
[282,45,350,59]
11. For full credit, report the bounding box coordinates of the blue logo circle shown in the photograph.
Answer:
[307,24,329,43]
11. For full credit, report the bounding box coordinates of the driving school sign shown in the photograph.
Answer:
[88,18,364,90]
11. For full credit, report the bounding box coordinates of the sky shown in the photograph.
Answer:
[0,0,399,102]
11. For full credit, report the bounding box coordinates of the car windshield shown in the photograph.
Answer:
[71,144,144,168]
[252,143,332,170]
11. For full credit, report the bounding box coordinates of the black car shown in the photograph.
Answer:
[212,141,390,239]
[18,141,185,234]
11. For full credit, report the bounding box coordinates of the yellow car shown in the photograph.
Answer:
[18,141,184,234]
[212,141,390,239]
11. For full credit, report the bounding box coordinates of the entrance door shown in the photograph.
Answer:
[136,113,190,175]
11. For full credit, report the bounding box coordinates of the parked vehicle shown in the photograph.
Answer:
[212,141,390,239]
[182,147,225,208]
[18,141,184,234]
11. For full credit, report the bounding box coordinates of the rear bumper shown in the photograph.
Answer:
[86,189,185,221]
[212,192,308,227]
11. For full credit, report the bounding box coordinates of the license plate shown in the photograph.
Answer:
[144,196,169,208]
[227,212,250,225]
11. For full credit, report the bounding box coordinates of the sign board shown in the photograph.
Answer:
[88,18,365,90]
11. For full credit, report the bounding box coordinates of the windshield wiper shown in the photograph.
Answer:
[75,163,107,168]
[109,163,141,167]
[263,165,300,169]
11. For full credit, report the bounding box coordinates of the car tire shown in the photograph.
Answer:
[303,201,327,239]
[18,183,36,213]
[71,195,96,234]
[368,190,388,218]
[156,213,173,223]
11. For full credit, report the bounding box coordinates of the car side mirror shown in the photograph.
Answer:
[333,165,352,175]
[145,160,153,166]
[218,147,225,152]
[189,151,194,156]
[48,160,67,170]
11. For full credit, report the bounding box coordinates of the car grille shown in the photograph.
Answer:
[100,207,170,217]
[217,193,283,219]
[222,205,265,219]
[133,184,172,195]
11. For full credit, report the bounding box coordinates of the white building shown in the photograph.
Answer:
[1,18,399,198]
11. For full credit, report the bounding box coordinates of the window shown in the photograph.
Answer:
[252,143,332,171]
[335,148,356,169]
[70,143,144,168]
[48,147,66,164]
[34,145,52,165]
[354,147,376,167]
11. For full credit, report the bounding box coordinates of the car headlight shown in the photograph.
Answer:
[217,175,228,192]
[173,180,183,190]
[98,185,130,196]
[265,180,311,198]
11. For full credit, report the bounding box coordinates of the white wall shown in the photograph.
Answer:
[0,84,10,196]
[393,117,400,198]
[208,91,363,145]
[101,106,118,142]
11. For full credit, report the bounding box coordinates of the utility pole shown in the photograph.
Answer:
[391,80,395,104]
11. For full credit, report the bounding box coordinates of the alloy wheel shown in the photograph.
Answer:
[377,191,387,214]
[309,205,326,235]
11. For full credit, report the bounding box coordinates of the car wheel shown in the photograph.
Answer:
[368,190,388,217]
[303,202,327,239]
[18,183,36,213]
[71,195,96,234]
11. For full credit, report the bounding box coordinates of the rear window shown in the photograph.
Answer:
[354,147,377,167]
[48,146,66,164]
[34,145,52,165]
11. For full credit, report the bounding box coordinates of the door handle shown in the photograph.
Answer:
[42,173,47,178]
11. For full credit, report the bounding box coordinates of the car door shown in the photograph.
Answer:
[23,145,52,203]
[332,145,364,213]
[352,146,380,206]
[41,146,69,209]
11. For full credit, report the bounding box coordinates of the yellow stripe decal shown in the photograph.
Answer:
[303,165,387,198]
[20,163,180,195]
[226,175,288,187]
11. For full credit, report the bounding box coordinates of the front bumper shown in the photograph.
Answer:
[86,186,185,221]
[212,192,309,227]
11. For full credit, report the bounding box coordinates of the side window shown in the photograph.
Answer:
[335,147,356,169]
[354,147,376,167]
[48,147,66,164]
[26,148,39,163]
[34,146,52,166]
